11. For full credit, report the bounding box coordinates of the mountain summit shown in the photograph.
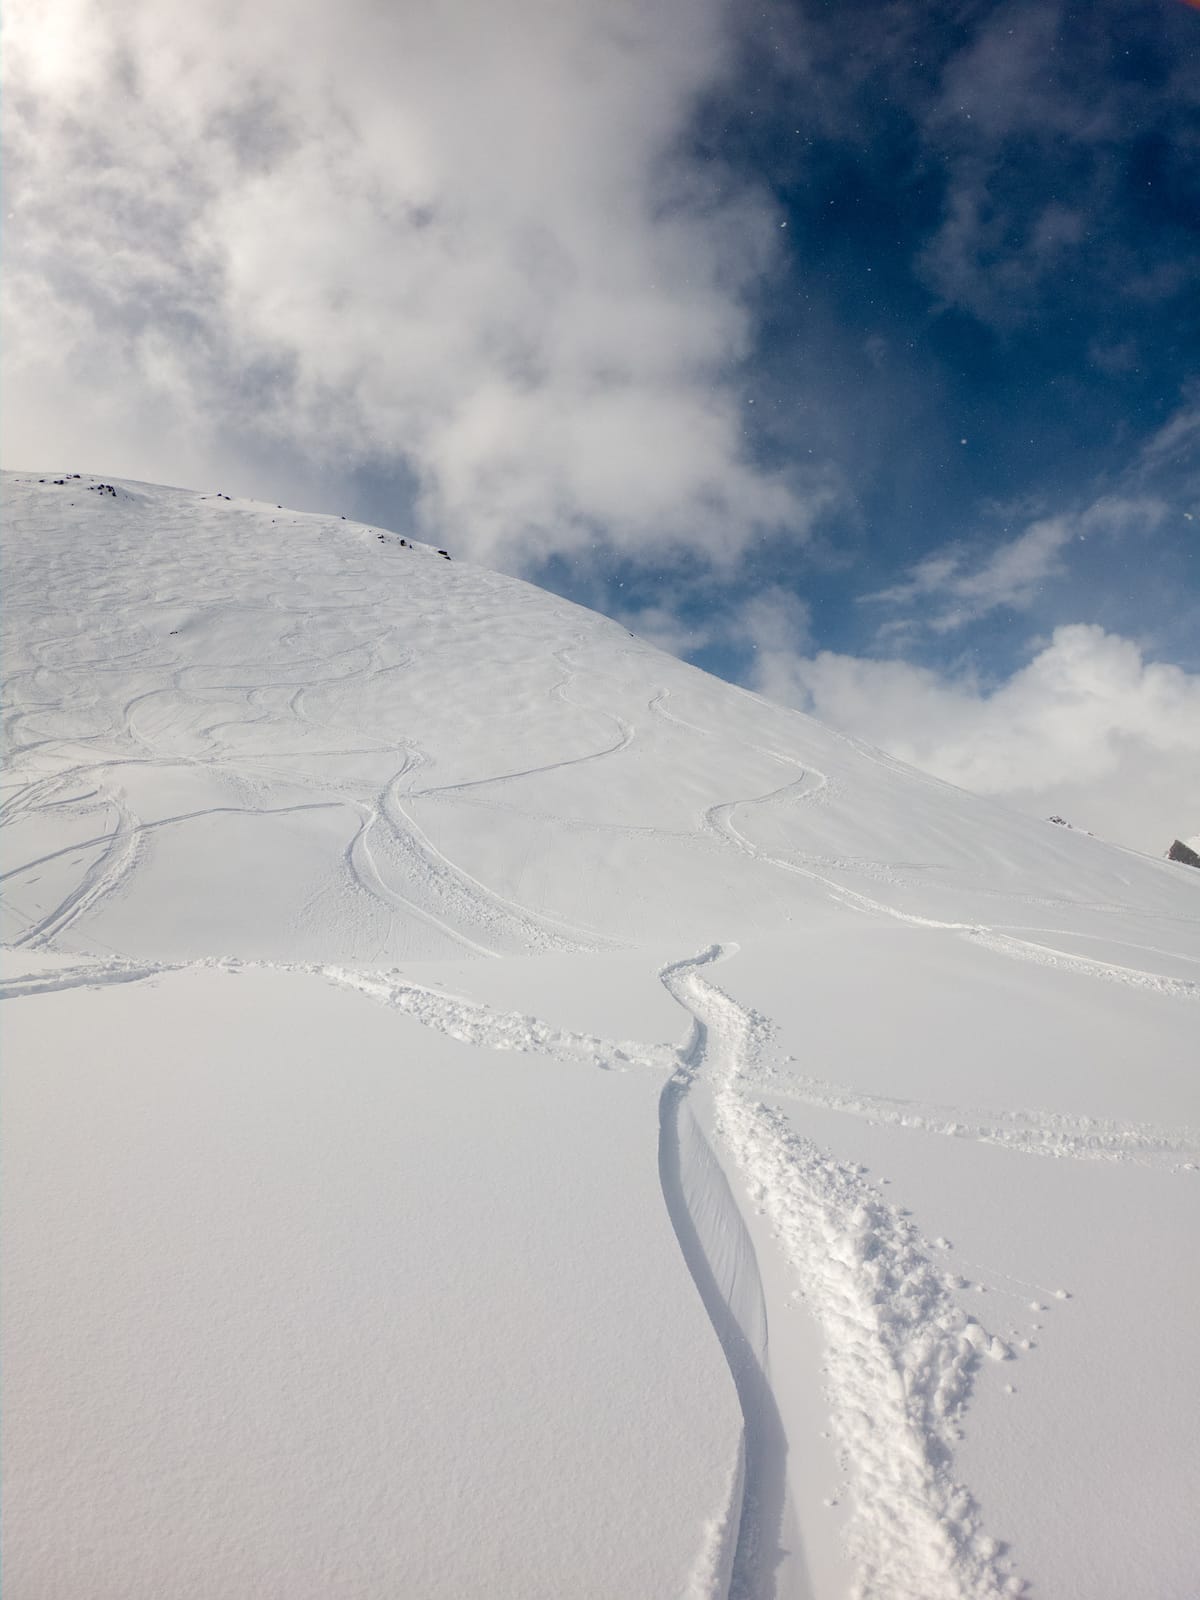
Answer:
[4,473,1198,1600]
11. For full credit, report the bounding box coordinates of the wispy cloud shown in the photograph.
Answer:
[864,497,1167,634]
[617,605,717,660]
[1139,389,1200,475]
[747,622,1200,852]
[621,583,811,666]
[1,0,821,566]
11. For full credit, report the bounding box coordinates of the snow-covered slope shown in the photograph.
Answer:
[3,473,1198,1600]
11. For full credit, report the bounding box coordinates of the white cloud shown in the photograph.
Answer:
[618,604,716,659]
[1139,391,1200,474]
[739,586,813,656]
[1,0,817,565]
[622,584,811,665]
[747,623,1200,853]
[865,497,1167,633]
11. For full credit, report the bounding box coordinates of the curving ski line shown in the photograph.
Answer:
[965,928,1198,1000]
[6,729,619,962]
[703,770,829,848]
[656,946,795,1600]
[428,788,702,843]
[1,750,306,828]
[647,685,712,738]
[649,689,833,815]
[333,941,790,1597]
[0,940,785,1594]
[0,764,107,823]
[380,768,623,957]
[199,697,279,750]
[114,633,402,760]
[669,958,1025,1600]
[406,712,633,799]
[707,786,1197,1002]
[986,925,1200,968]
[12,789,143,949]
[649,680,1197,974]
[0,937,1129,1595]
[14,785,102,812]
[122,684,201,753]
[0,802,346,886]
[345,797,495,958]
[173,635,397,694]
[735,1072,1200,1169]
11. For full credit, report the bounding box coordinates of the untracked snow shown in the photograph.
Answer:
[3,473,1198,1599]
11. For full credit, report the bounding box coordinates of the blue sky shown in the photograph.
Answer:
[4,0,1198,847]
[515,0,1200,683]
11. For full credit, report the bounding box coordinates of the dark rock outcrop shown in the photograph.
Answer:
[1167,839,1200,869]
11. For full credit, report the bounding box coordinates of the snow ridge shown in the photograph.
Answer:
[664,960,1023,1600]
[656,948,790,1599]
[659,1081,774,1599]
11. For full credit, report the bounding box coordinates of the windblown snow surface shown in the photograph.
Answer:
[3,473,1198,1600]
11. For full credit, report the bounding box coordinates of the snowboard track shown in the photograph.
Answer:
[665,952,1026,1600]
[8,482,1198,1597]
[702,775,1197,1002]
[0,945,1041,1599]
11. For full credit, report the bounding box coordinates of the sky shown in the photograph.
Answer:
[4,0,1199,852]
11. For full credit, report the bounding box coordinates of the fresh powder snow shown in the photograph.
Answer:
[3,472,1198,1599]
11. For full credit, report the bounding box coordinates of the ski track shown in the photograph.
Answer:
[666,955,1026,1600]
[406,714,632,799]
[378,768,622,956]
[703,775,1197,1002]
[1,802,345,886]
[964,927,1198,999]
[658,947,793,1600]
[9,572,1192,996]
[401,645,637,801]
[650,686,832,819]
[343,800,497,960]
[645,690,1197,1002]
[11,788,143,949]
[737,1074,1200,1170]
[7,486,1198,1599]
[1,943,1047,1599]
[3,650,624,961]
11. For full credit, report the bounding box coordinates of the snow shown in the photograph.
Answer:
[3,471,1199,1599]
[5,965,742,1600]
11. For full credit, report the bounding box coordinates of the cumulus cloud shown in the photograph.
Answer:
[1,0,814,564]
[617,604,717,660]
[745,621,1200,853]
[620,583,812,665]
[864,497,1168,634]
[738,585,813,656]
